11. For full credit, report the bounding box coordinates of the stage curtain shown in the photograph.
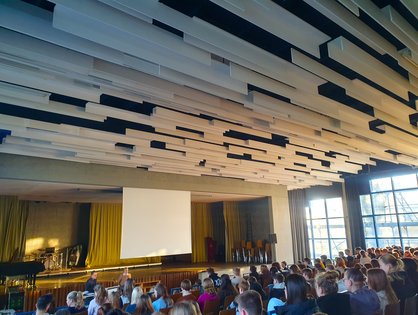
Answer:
[191,203,213,263]
[0,196,29,262]
[85,203,160,267]
[223,201,242,262]
[288,189,310,262]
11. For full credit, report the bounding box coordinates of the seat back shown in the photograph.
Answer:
[223,295,236,310]
[384,300,400,315]
[160,307,172,315]
[203,298,220,315]
[219,309,235,315]
[403,294,417,315]
[171,292,182,303]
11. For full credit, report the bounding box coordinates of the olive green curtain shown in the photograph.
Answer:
[288,189,310,262]
[0,196,29,262]
[191,203,213,263]
[85,203,160,267]
[223,201,242,262]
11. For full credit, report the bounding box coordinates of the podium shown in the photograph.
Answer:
[205,237,217,263]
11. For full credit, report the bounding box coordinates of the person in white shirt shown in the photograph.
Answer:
[231,267,242,287]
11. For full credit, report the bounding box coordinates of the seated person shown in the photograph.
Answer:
[236,290,263,315]
[269,273,285,300]
[120,278,134,306]
[66,291,86,314]
[248,266,260,282]
[125,286,144,314]
[36,294,53,315]
[229,279,250,314]
[275,274,317,315]
[130,294,154,315]
[86,271,98,293]
[217,274,237,308]
[315,271,350,315]
[152,283,173,312]
[344,268,380,315]
[231,267,242,287]
[197,278,219,312]
[88,285,108,315]
[118,267,131,288]
[248,276,267,301]
[207,267,221,288]
[176,279,197,303]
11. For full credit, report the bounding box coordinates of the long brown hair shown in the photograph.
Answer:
[378,254,405,282]
[367,268,398,305]
[94,285,108,306]
[134,294,154,315]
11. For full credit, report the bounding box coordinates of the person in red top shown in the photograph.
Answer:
[176,279,197,303]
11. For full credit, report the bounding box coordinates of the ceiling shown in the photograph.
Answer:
[0,0,417,190]
[0,179,261,203]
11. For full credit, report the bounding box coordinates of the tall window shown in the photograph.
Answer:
[360,173,418,248]
[306,197,347,258]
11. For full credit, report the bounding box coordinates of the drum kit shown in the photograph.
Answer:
[35,248,64,271]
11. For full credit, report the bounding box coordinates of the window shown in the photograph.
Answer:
[306,197,347,259]
[360,172,418,248]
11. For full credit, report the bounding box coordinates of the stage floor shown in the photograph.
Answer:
[33,262,259,289]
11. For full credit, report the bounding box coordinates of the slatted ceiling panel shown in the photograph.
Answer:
[382,6,418,46]
[0,1,417,189]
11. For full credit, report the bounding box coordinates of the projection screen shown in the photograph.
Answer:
[121,187,191,259]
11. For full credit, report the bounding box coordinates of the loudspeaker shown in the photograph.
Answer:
[268,234,277,244]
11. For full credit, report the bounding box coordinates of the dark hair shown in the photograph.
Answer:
[37,294,53,311]
[272,273,284,283]
[106,309,125,315]
[235,290,262,315]
[285,274,307,305]
[134,294,154,315]
[345,268,365,283]
[219,274,234,291]
[54,310,70,315]
[207,267,215,274]
[249,265,257,273]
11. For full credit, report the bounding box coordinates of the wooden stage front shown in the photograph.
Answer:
[1,262,257,312]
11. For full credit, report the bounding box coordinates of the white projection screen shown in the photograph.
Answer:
[121,187,192,259]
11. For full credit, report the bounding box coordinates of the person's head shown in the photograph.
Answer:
[220,274,233,290]
[272,273,284,284]
[247,276,258,285]
[249,265,257,274]
[90,271,98,280]
[131,286,144,305]
[285,274,308,305]
[315,271,338,297]
[335,257,346,268]
[370,259,380,269]
[94,284,108,305]
[238,280,250,294]
[338,251,344,258]
[37,294,53,312]
[66,291,84,308]
[360,250,367,258]
[367,268,398,305]
[302,268,313,281]
[303,258,311,266]
[344,268,365,292]
[169,301,197,315]
[202,278,216,294]
[378,254,404,274]
[154,283,169,299]
[123,267,129,275]
[320,255,327,262]
[108,290,121,309]
[288,264,301,275]
[123,278,134,297]
[270,266,279,275]
[206,267,215,275]
[233,267,241,276]
[136,294,154,314]
[181,279,192,292]
[235,290,262,315]
[344,249,351,256]
[280,261,287,269]
[97,303,112,315]
[325,264,335,272]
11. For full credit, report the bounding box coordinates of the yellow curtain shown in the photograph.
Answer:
[0,196,29,262]
[223,201,242,262]
[85,203,160,268]
[191,203,213,263]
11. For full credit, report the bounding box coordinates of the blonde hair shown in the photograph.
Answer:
[202,278,216,294]
[67,291,84,308]
[132,286,144,305]
[169,302,198,315]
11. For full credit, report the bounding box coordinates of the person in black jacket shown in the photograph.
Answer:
[315,271,350,315]
[85,271,98,293]
[207,267,221,288]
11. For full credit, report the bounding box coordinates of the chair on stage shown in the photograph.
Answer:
[203,298,220,315]
[384,300,400,315]
[403,294,417,315]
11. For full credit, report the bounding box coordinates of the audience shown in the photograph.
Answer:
[217,274,236,308]
[315,271,350,315]
[36,294,53,315]
[344,268,380,315]
[126,286,144,313]
[133,294,154,315]
[367,268,398,313]
[65,291,86,314]
[231,267,242,287]
[169,301,198,315]
[152,283,173,312]
[177,279,197,303]
[275,274,317,315]
[247,276,267,301]
[235,290,262,315]
[197,278,218,312]
[268,273,285,300]
[88,285,108,315]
